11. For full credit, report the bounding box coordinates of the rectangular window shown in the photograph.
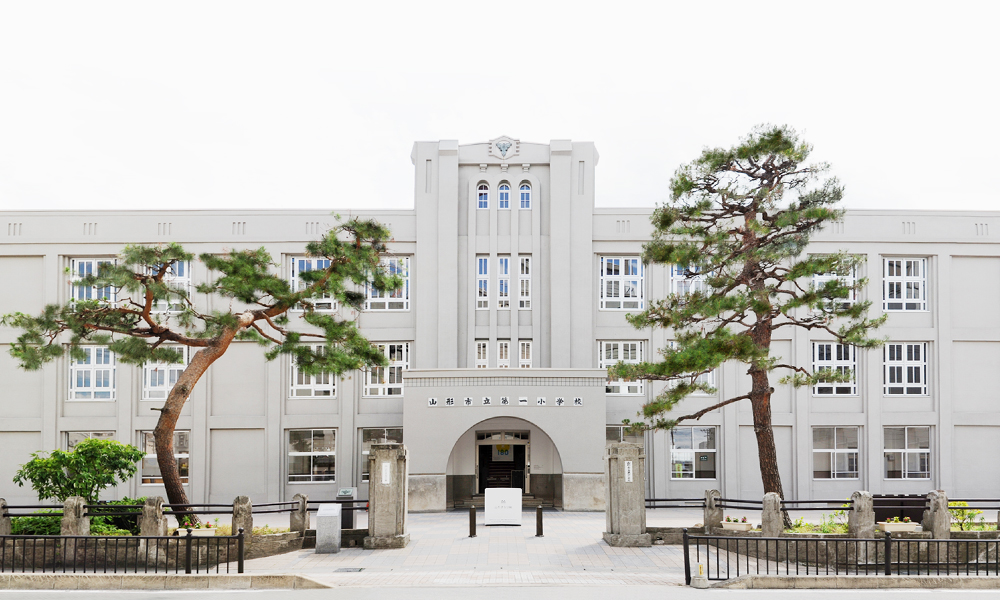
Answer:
[290,345,336,397]
[287,429,336,483]
[600,256,643,310]
[813,427,859,479]
[598,341,644,395]
[519,341,532,368]
[477,256,489,310]
[884,426,930,479]
[365,342,409,396]
[812,343,856,395]
[497,341,510,368]
[475,341,488,368]
[148,260,191,313]
[140,431,189,485]
[290,257,337,311]
[497,257,510,309]
[366,257,410,311]
[360,428,403,482]
[70,258,116,303]
[666,341,715,391]
[670,426,717,479]
[812,264,857,309]
[884,342,928,395]
[69,346,115,400]
[606,425,644,446]
[518,256,531,309]
[884,258,927,311]
[65,431,114,451]
[142,347,189,400]
[671,265,708,296]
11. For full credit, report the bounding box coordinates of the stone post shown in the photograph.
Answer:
[315,504,342,553]
[848,491,875,538]
[0,498,11,536]
[602,443,651,547]
[364,443,410,549]
[139,496,167,537]
[923,490,950,539]
[704,489,722,533]
[290,493,309,534]
[61,496,90,559]
[232,496,253,546]
[761,492,782,538]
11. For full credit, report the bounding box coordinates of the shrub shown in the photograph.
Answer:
[10,510,61,535]
[12,438,144,504]
[87,497,146,536]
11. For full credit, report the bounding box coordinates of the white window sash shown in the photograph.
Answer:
[290,346,336,398]
[366,257,409,311]
[519,184,531,209]
[497,341,510,368]
[287,429,336,483]
[498,183,510,209]
[476,257,489,310]
[519,341,532,368]
[671,265,709,296]
[497,257,510,309]
[812,264,857,309]
[600,256,644,310]
[140,431,190,485]
[883,258,927,311]
[475,341,488,368]
[477,184,489,209]
[142,347,189,400]
[599,341,644,395]
[883,342,928,395]
[365,343,409,396]
[669,426,717,480]
[518,256,531,309]
[290,257,337,311]
[69,346,116,401]
[883,427,931,479]
[812,343,857,395]
[70,259,117,303]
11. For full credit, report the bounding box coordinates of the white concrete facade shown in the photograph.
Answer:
[1,137,999,510]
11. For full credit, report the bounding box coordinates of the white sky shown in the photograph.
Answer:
[1,1,997,212]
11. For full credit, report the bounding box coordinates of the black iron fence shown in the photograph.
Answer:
[645,498,706,509]
[0,528,244,574]
[683,529,1000,584]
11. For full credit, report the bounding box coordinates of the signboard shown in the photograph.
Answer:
[492,444,514,462]
[381,461,391,485]
[624,460,634,483]
[484,487,522,526]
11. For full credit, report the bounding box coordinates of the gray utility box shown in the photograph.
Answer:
[337,487,357,529]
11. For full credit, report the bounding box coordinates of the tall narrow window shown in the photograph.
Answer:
[813,427,859,479]
[69,346,115,400]
[477,183,489,209]
[498,183,510,209]
[476,341,488,368]
[600,256,643,310]
[143,347,189,400]
[365,343,409,396]
[518,256,531,309]
[884,342,927,395]
[287,429,336,483]
[141,431,189,485]
[360,428,403,482]
[497,341,510,368]
[366,257,409,311]
[671,265,708,296]
[812,343,857,395]
[291,257,336,311]
[884,426,930,479]
[599,341,643,395]
[70,259,116,303]
[477,257,489,309]
[519,183,531,209]
[497,257,510,309]
[519,341,532,368]
[670,426,717,479]
[884,258,927,311]
[290,345,336,397]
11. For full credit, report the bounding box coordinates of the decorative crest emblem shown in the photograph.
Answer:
[496,141,512,157]
[489,136,520,160]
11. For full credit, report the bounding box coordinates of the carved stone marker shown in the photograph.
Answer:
[291,493,309,534]
[848,490,875,538]
[139,496,168,537]
[364,443,410,549]
[603,442,651,547]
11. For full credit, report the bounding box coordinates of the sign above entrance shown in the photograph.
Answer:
[484,487,522,526]
[492,444,514,462]
[427,395,583,407]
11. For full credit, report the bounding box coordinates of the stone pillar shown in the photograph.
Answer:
[923,490,950,539]
[0,499,10,536]
[364,443,410,549]
[602,443,651,547]
[315,503,342,553]
[139,496,167,537]
[704,489,722,533]
[290,493,309,534]
[848,491,875,538]
[232,496,253,545]
[61,496,90,536]
[761,493,782,538]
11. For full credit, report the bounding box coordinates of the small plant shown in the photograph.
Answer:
[949,501,984,531]
[740,517,747,523]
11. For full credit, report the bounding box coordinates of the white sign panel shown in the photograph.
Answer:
[624,460,634,483]
[492,443,514,462]
[381,461,391,485]
[484,487,522,526]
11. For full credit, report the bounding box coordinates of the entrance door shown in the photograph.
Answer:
[475,430,530,494]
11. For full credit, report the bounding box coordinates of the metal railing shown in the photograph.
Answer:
[780,499,854,512]
[645,498,706,509]
[0,528,244,575]
[683,529,1000,584]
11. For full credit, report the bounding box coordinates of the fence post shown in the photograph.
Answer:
[535,505,543,537]
[237,527,245,574]
[848,491,875,538]
[232,496,253,548]
[923,490,950,539]
[761,493,782,538]
[883,531,891,575]
[0,498,10,536]
[682,528,691,585]
[704,490,722,533]
[184,528,193,574]
[290,493,309,534]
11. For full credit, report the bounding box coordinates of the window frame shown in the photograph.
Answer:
[142,346,189,401]
[519,183,531,209]
[883,426,931,480]
[519,341,532,368]
[812,426,860,480]
[883,258,927,311]
[812,342,857,396]
[599,256,644,310]
[670,265,709,296]
[290,256,337,312]
[606,425,644,446]
[69,346,116,401]
[364,342,409,397]
[140,430,190,485]
[669,426,717,480]
[477,183,489,209]
[884,342,928,396]
[289,345,337,398]
[598,341,644,395]
[812,263,857,310]
[475,341,488,368]
[64,431,115,451]
[287,428,337,484]
[518,256,531,309]
[498,182,510,209]
[497,256,510,309]
[476,256,489,310]
[366,257,410,311]
[69,258,117,304]
[497,341,510,368]
[146,260,192,314]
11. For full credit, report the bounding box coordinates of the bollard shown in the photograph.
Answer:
[237,527,245,573]
[184,528,193,574]
[535,505,543,537]
[469,505,476,538]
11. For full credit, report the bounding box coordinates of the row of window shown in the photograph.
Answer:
[607,425,933,481]
[477,256,531,309]
[474,340,533,368]
[477,183,532,210]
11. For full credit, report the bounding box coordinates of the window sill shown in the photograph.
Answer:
[287,481,338,485]
[67,399,117,403]
[811,478,860,481]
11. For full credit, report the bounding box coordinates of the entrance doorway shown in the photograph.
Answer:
[476,430,529,494]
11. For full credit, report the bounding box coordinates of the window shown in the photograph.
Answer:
[498,183,510,209]
[884,426,930,479]
[518,256,531,309]
[600,256,643,310]
[519,341,532,368]
[812,264,856,309]
[290,257,336,311]
[812,343,856,395]
[813,427,859,479]
[598,341,643,395]
[519,183,531,209]
[365,343,409,396]
[884,342,927,395]
[671,265,708,296]
[606,425,643,446]
[477,183,489,209]
[476,341,488,368]
[670,426,717,479]
[497,341,510,368]
[65,431,114,451]
[148,260,191,313]
[140,431,189,485]
[70,258,115,303]
[666,341,716,391]
[884,258,927,311]
[143,347,189,400]
[290,345,336,397]
[360,428,403,482]
[497,257,510,309]
[366,257,409,311]
[477,257,489,309]
[287,429,336,483]
[69,346,115,400]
